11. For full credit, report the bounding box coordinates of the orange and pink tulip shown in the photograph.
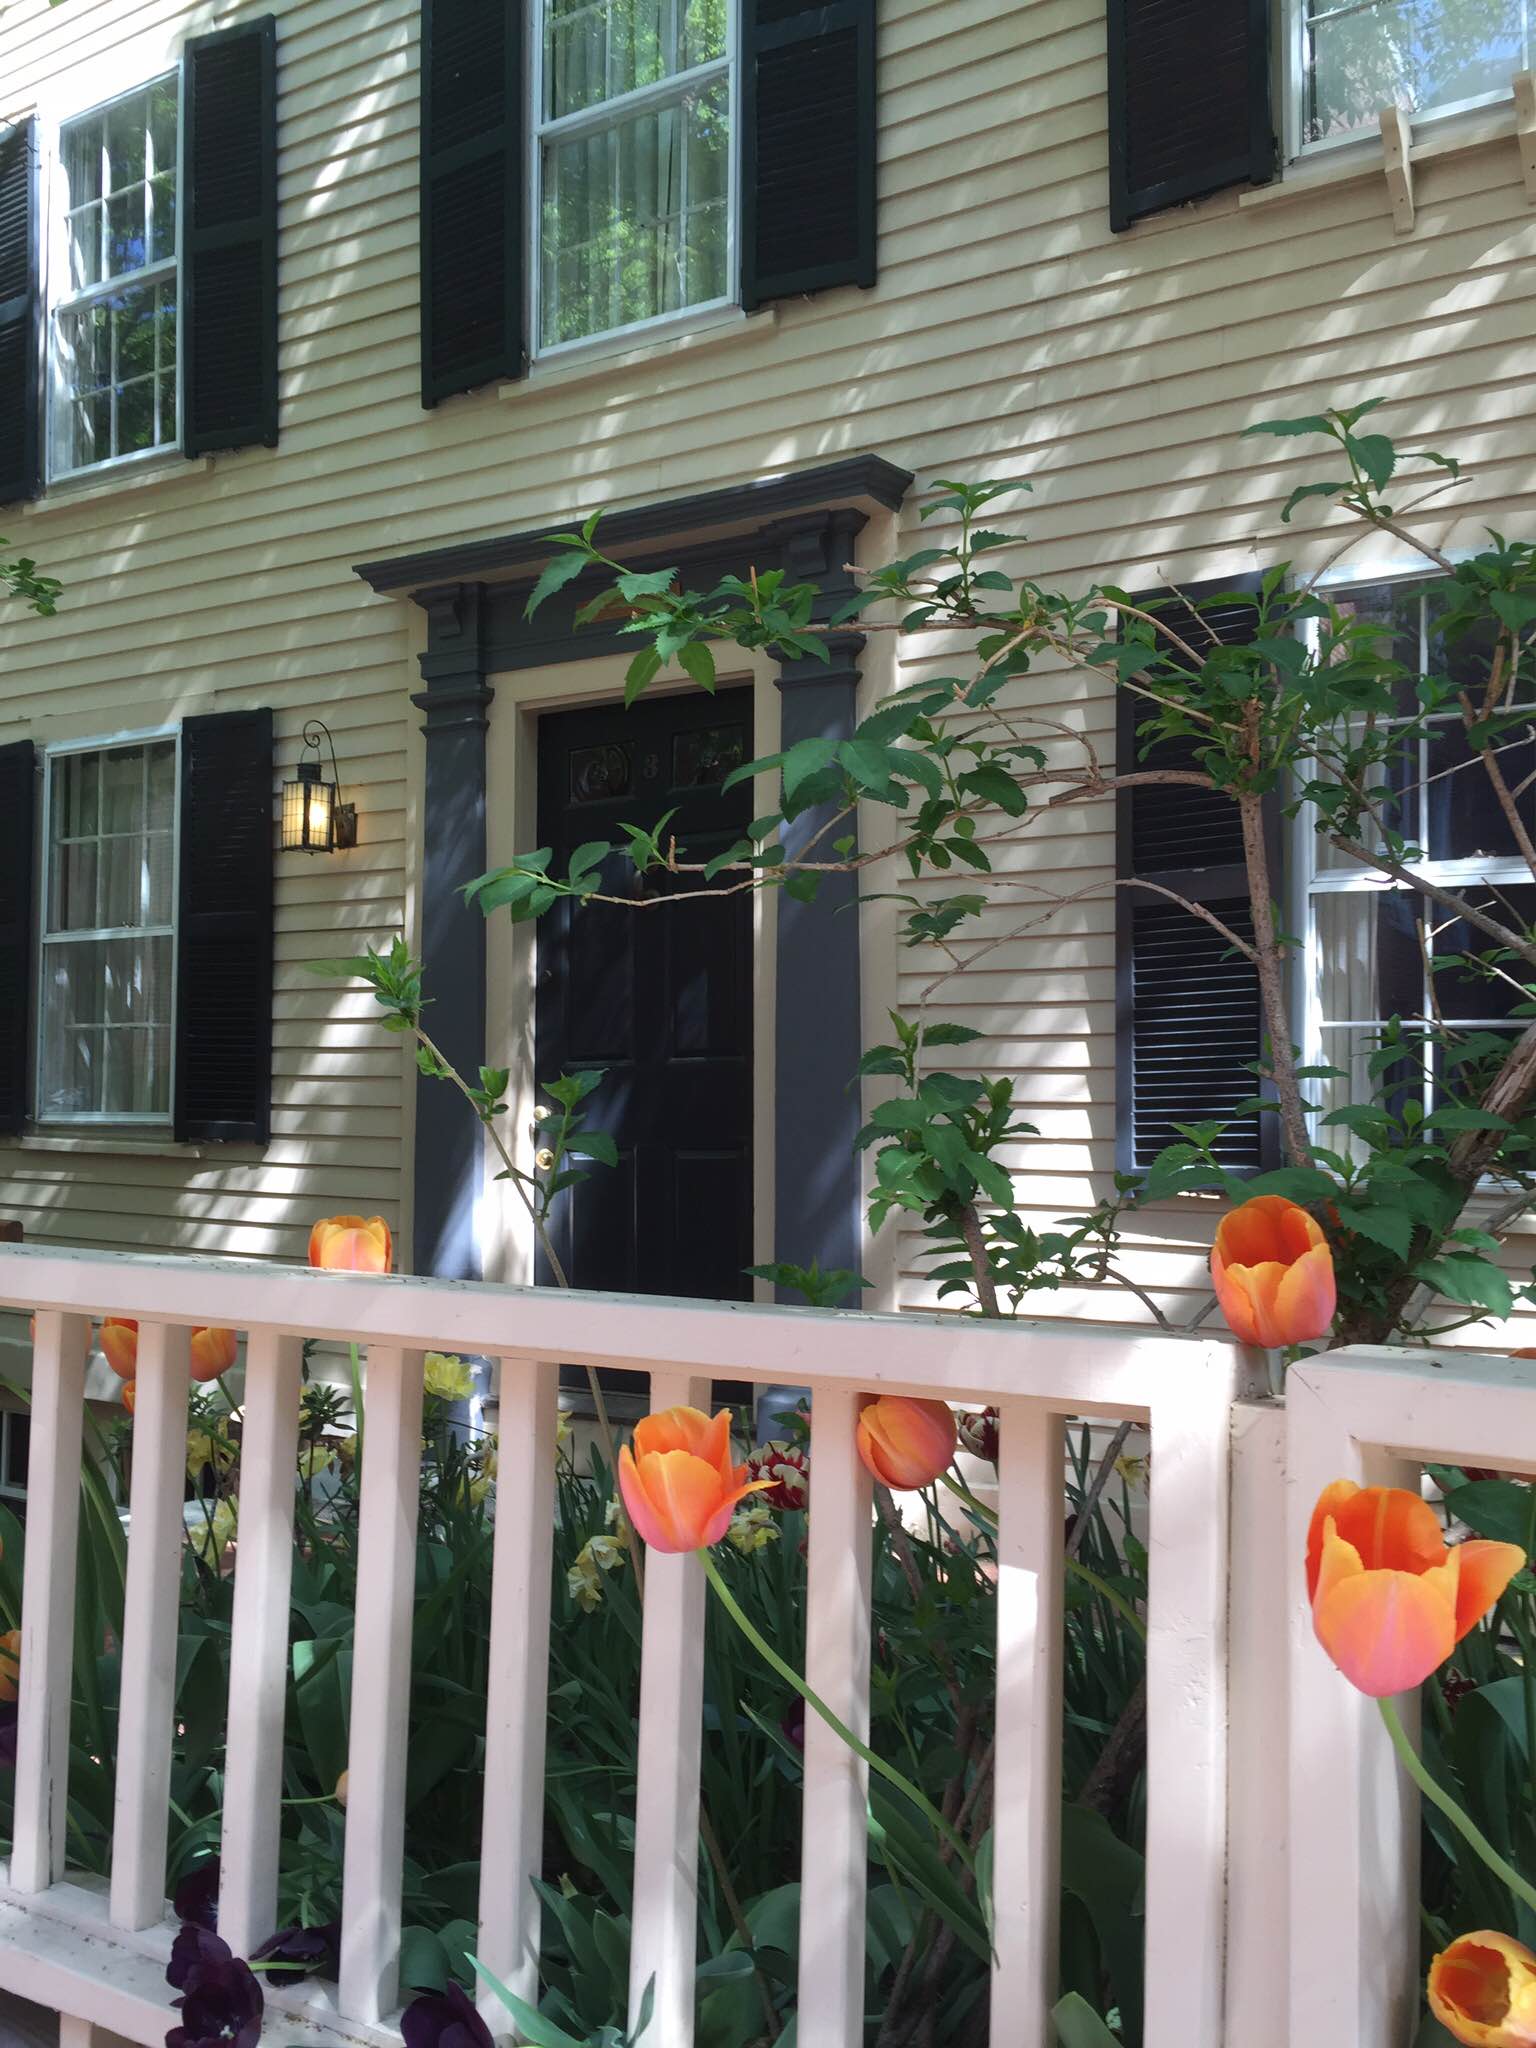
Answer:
[309,1214,393,1273]
[99,1317,138,1379]
[1210,1194,1336,1348]
[1429,1931,1536,2045]
[1308,1480,1524,1697]
[856,1396,957,1490]
[189,1326,239,1382]
[618,1406,771,1553]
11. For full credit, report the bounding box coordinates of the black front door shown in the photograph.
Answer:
[534,687,754,1306]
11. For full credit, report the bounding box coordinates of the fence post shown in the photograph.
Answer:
[1286,1360,1417,2048]
[1226,1398,1288,2048]
[11,1310,91,1893]
[628,1370,710,2047]
[1143,1349,1238,2046]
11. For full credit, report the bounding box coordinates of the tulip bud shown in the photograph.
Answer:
[856,1396,957,1490]
[1210,1195,1336,1349]
[334,1769,348,1808]
[308,1215,392,1273]
[1429,1930,1536,2045]
[99,1317,139,1379]
[189,1327,238,1383]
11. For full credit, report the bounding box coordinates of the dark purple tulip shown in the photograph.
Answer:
[167,1923,230,1992]
[165,1936,263,2048]
[249,1922,339,1985]
[781,1696,806,1751]
[172,1858,220,1931]
[401,1981,495,2048]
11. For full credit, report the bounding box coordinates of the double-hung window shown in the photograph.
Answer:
[49,74,180,479]
[1294,0,1533,148]
[37,735,179,1124]
[533,0,735,354]
[1297,576,1536,1133]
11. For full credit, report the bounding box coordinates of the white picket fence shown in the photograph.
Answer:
[0,1246,1529,2048]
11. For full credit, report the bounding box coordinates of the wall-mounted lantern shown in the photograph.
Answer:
[281,719,357,853]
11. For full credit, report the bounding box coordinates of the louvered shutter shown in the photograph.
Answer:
[1106,0,1274,233]
[741,0,877,311]
[0,120,41,506]
[0,742,36,1136]
[174,711,275,1145]
[1115,574,1280,1175]
[420,0,526,407]
[183,17,278,456]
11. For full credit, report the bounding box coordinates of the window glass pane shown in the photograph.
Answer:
[105,96,147,191]
[149,172,176,264]
[106,185,148,277]
[541,73,729,345]
[1315,1023,1423,1137]
[1306,0,1528,144]
[545,0,727,118]
[148,76,177,178]
[1427,885,1536,1019]
[55,281,176,472]
[5,1413,29,1492]
[63,117,103,208]
[1314,889,1424,1024]
[39,934,172,1117]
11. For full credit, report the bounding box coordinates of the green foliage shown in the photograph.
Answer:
[1,542,62,617]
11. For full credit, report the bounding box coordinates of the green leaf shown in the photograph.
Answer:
[1241,413,1335,440]
[1349,433,1397,490]
[1441,1479,1534,1549]
[567,840,612,884]
[1051,1994,1122,2048]
[963,1150,1014,1208]
[1414,1255,1514,1317]
[304,954,382,981]
[1338,1205,1414,1259]
[957,763,1028,816]
[398,1926,449,1993]
[677,639,716,691]
[624,647,662,705]
[525,547,591,619]
[1279,479,1353,523]
[566,1131,618,1167]
[1424,1104,1513,1133]
[781,736,839,800]
[470,1957,587,2048]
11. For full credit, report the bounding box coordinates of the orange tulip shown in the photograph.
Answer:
[617,1406,771,1553]
[308,1215,392,1273]
[1210,1195,1336,1348]
[99,1317,138,1379]
[0,1627,19,1703]
[190,1327,239,1382]
[1429,1932,1536,2045]
[856,1396,957,1490]
[121,1382,136,1416]
[1308,1480,1524,1697]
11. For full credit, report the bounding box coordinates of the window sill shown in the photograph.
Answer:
[8,1132,201,1160]
[499,308,778,402]
[1240,103,1522,215]
[24,454,213,517]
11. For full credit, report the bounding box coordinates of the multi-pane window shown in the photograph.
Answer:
[1299,578,1536,1132]
[535,0,734,352]
[1297,0,1532,145]
[38,738,178,1122]
[52,76,179,476]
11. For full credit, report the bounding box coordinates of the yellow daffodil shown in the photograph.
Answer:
[566,1532,628,1611]
[186,1429,234,1481]
[727,1504,781,1556]
[423,1352,475,1402]
[298,1443,336,1483]
[190,1497,238,1565]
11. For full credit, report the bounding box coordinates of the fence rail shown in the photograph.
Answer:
[0,1244,1525,2048]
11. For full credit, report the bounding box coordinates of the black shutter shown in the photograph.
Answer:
[420,0,526,407]
[0,119,41,506]
[183,17,279,455]
[1115,575,1281,1176]
[0,742,36,1136]
[174,711,275,1145]
[741,0,877,311]
[1107,0,1274,233]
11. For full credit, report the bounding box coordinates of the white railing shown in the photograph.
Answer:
[0,1245,1528,2048]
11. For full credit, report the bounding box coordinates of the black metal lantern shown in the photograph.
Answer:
[281,720,356,853]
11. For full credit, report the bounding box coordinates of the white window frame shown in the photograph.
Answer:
[1284,0,1533,161]
[1290,562,1533,1135]
[43,68,184,486]
[34,725,182,1129]
[529,0,740,363]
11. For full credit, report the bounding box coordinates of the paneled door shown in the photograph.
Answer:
[533,687,755,1307]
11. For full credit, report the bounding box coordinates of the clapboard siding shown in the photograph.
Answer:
[2,0,1535,1332]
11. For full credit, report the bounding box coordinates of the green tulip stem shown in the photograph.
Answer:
[348,1341,365,1470]
[699,1548,973,1870]
[1379,1695,1536,1918]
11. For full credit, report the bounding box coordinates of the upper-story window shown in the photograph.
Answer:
[37,735,179,1123]
[49,75,180,479]
[1297,0,1532,147]
[1297,577,1535,1133]
[533,0,734,354]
